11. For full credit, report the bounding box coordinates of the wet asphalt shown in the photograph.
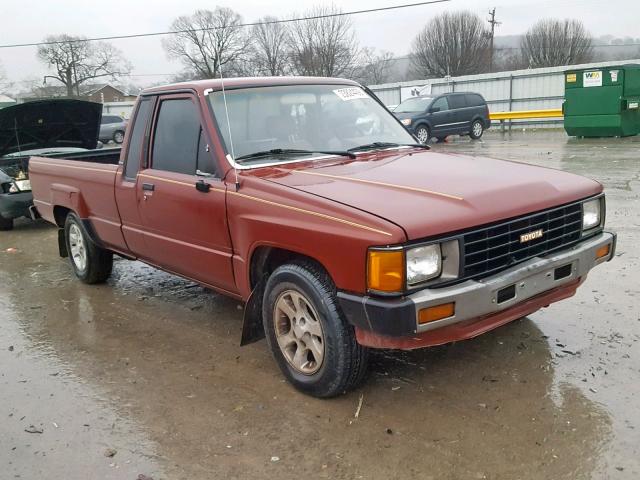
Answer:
[1,130,639,479]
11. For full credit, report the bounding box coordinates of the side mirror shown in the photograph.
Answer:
[430,107,440,113]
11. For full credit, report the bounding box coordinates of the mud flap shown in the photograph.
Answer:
[58,228,68,258]
[240,278,266,346]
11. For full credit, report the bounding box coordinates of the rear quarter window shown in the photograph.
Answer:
[465,94,486,107]
[124,98,154,179]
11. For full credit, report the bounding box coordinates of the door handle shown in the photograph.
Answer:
[142,183,155,191]
[195,180,211,193]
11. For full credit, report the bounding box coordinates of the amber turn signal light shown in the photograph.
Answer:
[367,250,404,293]
[419,302,455,324]
[596,244,611,259]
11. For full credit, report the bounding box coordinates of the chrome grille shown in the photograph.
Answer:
[462,202,583,279]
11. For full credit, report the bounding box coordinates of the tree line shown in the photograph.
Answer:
[4,6,627,98]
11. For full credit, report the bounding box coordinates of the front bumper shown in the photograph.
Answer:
[0,191,33,219]
[338,231,616,349]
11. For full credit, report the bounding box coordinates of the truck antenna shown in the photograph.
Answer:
[13,118,22,154]
[218,63,240,191]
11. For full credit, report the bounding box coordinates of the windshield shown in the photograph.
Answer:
[208,84,415,163]
[394,97,433,113]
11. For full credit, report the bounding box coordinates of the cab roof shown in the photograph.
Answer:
[141,76,361,96]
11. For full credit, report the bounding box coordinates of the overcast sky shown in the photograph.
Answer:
[1,0,638,89]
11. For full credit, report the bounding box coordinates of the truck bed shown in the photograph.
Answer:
[28,149,127,252]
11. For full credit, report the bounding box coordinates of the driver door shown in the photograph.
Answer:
[136,94,236,293]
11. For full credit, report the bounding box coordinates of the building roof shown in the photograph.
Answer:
[30,83,132,98]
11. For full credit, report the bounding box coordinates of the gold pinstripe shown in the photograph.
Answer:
[138,173,391,236]
[228,190,392,237]
[137,173,205,189]
[292,169,464,201]
[30,164,392,237]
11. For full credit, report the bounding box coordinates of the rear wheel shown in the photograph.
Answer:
[0,213,13,231]
[415,125,430,144]
[64,213,113,284]
[469,120,484,139]
[263,261,369,397]
[113,130,125,144]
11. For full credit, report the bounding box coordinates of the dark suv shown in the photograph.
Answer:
[393,92,490,143]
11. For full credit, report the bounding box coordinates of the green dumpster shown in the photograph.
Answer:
[563,64,640,137]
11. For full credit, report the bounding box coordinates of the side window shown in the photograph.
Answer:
[124,98,154,179]
[448,94,467,109]
[152,98,201,175]
[465,94,485,107]
[431,97,449,112]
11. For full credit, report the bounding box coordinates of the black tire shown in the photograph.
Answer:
[113,130,125,144]
[469,119,484,139]
[415,125,431,144]
[0,213,13,231]
[64,213,113,284]
[262,260,369,398]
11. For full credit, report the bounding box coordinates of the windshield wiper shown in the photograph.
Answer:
[348,142,430,152]
[235,148,355,163]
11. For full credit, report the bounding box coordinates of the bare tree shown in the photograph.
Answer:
[37,35,131,97]
[411,11,491,78]
[252,16,290,76]
[287,6,360,77]
[162,8,252,79]
[521,19,593,68]
[356,48,395,85]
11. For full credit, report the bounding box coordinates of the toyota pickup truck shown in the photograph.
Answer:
[30,77,616,398]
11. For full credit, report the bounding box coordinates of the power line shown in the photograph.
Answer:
[0,0,452,50]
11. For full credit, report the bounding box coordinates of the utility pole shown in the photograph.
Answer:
[487,8,501,72]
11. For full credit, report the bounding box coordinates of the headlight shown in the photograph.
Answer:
[406,244,441,285]
[583,198,601,230]
[401,118,412,126]
[8,181,20,193]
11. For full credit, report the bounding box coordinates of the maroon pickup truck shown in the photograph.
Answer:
[30,77,616,397]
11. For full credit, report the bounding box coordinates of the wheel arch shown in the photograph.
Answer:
[241,244,333,347]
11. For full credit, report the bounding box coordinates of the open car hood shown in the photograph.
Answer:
[0,99,102,158]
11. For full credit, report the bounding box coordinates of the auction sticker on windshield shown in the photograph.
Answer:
[333,87,369,101]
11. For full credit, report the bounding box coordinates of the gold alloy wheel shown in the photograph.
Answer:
[273,289,325,375]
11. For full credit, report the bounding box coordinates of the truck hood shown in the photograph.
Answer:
[0,99,102,158]
[252,149,603,240]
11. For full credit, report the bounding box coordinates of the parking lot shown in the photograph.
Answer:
[1,130,639,479]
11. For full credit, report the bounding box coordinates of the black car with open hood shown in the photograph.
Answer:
[0,99,105,231]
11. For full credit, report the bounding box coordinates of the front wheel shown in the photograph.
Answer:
[263,261,369,397]
[64,213,113,284]
[113,130,125,144]
[469,120,484,139]
[415,125,430,144]
[0,213,13,231]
